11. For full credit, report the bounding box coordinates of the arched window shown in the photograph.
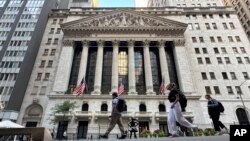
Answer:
[236,108,249,125]
[139,103,146,112]
[81,103,88,111]
[101,103,108,111]
[158,104,166,112]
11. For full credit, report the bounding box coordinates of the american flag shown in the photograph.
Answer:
[74,78,86,96]
[118,81,124,96]
[160,78,165,95]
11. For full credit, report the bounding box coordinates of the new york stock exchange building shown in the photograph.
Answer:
[17,6,250,139]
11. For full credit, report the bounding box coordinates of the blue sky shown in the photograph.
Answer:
[99,0,135,7]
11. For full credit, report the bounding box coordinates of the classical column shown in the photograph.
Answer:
[128,40,137,95]
[92,40,104,95]
[173,39,194,93]
[53,40,74,93]
[77,40,89,85]
[111,40,119,93]
[158,40,170,87]
[143,40,155,95]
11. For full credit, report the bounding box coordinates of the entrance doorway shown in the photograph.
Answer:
[56,121,68,139]
[159,122,168,135]
[139,121,149,133]
[236,108,250,125]
[77,121,88,139]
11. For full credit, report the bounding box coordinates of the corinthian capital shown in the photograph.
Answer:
[159,40,165,47]
[97,40,104,47]
[81,40,89,46]
[112,40,119,47]
[174,39,185,46]
[143,40,150,47]
[128,40,134,47]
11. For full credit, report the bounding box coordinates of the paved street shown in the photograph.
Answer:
[57,135,229,141]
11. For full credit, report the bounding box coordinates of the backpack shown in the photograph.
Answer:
[116,98,126,113]
[177,90,187,112]
[218,101,224,113]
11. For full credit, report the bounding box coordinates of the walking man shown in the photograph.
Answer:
[100,92,126,139]
[205,94,229,135]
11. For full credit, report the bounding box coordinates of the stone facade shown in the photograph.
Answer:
[17,6,250,139]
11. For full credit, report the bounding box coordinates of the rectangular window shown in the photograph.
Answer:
[195,23,200,30]
[205,23,211,30]
[222,23,228,29]
[229,22,235,29]
[201,72,208,80]
[244,57,250,64]
[214,86,220,94]
[31,86,39,95]
[59,19,64,24]
[221,47,227,54]
[217,36,222,42]
[202,48,208,54]
[217,57,223,64]
[197,57,203,64]
[212,23,217,29]
[222,72,228,79]
[192,37,197,43]
[195,48,200,54]
[210,72,216,79]
[225,57,231,64]
[52,19,57,24]
[210,37,215,42]
[243,72,250,80]
[228,36,234,42]
[43,49,49,56]
[46,38,52,44]
[49,28,54,34]
[214,48,219,54]
[205,86,212,94]
[230,72,237,80]
[56,28,61,34]
[227,86,234,94]
[44,73,50,81]
[240,47,246,53]
[235,86,242,94]
[232,47,238,53]
[236,57,243,64]
[205,57,211,64]
[47,60,53,68]
[235,36,241,42]
[36,73,42,81]
[53,38,59,45]
[40,86,46,95]
[188,23,193,30]
[50,49,56,56]
[199,37,204,43]
[40,60,45,68]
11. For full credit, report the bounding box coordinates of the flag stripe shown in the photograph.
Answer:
[160,79,165,95]
[118,81,124,96]
[74,78,86,96]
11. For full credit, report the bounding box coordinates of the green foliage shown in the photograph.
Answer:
[153,129,165,137]
[49,100,78,124]
[193,128,216,136]
[139,130,151,138]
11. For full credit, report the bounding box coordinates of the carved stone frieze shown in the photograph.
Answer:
[174,39,185,46]
[159,40,165,47]
[81,40,89,46]
[112,40,119,46]
[143,40,150,47]
[97,40,104,47]
[128,40,135,47]
[62,40,74,46]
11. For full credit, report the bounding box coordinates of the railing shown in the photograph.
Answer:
[74,111,92,120]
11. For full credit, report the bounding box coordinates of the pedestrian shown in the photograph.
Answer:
[205,94,229,135]
[128,117,138,139]
[100,92,127,139]
[166,83,198,137]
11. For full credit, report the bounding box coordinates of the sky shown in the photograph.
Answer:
[98,0,149,7]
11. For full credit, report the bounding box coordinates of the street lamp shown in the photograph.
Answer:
[238,80,250,124]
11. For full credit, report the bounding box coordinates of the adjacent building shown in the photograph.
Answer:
[222,0,250,40]
[16,0,250,140]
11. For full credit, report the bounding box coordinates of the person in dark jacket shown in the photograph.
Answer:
[128,117,138,139]
[205,94,229,135]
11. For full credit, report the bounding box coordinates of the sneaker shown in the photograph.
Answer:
[214,131,223,135]
[118,134,126,139]
[222,128,229,134]
[100,134,108,139]
[169,134,179,138]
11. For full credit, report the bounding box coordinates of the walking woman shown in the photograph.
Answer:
[166,83,198,137]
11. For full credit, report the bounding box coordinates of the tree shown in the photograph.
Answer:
[50,100,78,124]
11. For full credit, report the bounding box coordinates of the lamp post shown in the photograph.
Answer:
[238,80,249,125]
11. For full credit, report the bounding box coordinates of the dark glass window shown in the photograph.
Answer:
[86,46,97,92]
[67,42,82,94]
[165,42,179,88]
[101,47,112,94]
[101,103,108,111]
[82,104,89,111]
[150,47,161,94]
[118,48,128,94]
[236,108,250,125]
[134,47,146,94]
[139,104,146,112]
[159,104,166,112]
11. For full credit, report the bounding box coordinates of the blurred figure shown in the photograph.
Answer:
[128,117,138,139]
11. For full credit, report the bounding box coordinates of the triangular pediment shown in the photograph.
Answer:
[61,10,187,31]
